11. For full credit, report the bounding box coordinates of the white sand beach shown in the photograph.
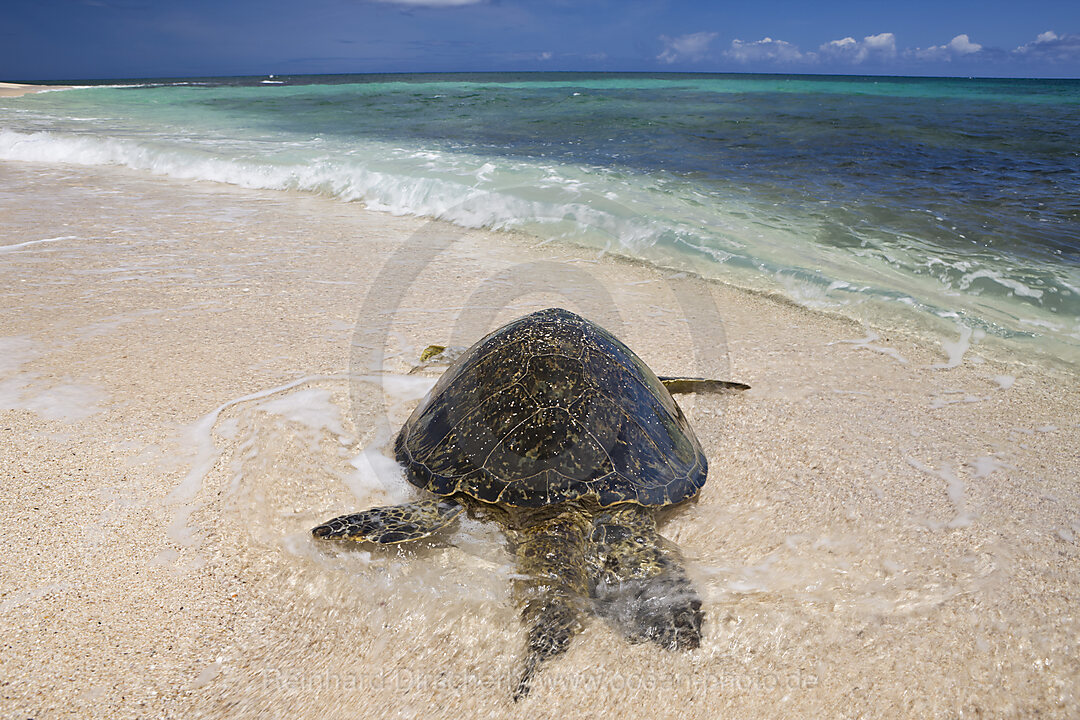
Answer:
[1,160,1078,719]
[0,82,70,97]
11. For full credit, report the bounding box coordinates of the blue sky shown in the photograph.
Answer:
[3,0,1080,80]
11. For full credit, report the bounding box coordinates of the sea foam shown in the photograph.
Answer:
[4,76,1080,366]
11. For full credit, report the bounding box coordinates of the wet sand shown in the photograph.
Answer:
[1,160,1078,719]
[0,82,70,97]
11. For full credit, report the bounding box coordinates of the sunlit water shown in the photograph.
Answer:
[2,73,1079,365]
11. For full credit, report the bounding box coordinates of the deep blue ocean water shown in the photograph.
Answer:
[2,73,1079,361]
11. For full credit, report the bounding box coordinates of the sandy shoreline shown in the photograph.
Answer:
[1,159,1078,718]
[0,82,72,97]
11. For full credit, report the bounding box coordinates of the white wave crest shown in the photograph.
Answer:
[4,124,1079,363]
[958,268,1044,299]
[0,128,666,251]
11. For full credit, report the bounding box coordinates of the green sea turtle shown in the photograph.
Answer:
[313,307,747,698]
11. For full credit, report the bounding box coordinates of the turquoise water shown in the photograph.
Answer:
[3,73,1079,362]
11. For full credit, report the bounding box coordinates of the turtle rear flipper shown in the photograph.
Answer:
[587,505,703,651]
[312,498,462,544]
[659,376,750,393]
[512,509,590,700]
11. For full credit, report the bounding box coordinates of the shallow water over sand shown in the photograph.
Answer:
[1,162,1078,718]
[4,74,1080,364]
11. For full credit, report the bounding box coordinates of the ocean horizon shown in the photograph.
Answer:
[12,70,1080,83]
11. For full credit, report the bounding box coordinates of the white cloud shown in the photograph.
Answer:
[650,28,1079,70]
[1013,30,1080,62]
[373,0,485,6]
[657,32,719,64]
[911,45,947,62]
[912,33,983,61]
[818,32,896,63]
[949,34,982,54]
[724,37,806,63]
[861,32,897,61]
[818,36,859,60]
[722,32,900,66]
[822,37,857,52]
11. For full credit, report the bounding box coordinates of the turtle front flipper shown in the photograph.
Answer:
[587,504,703,651]
[407,345,469,374]
[659,376,750,393]
[312,498,463,544]
[512,508,590,700]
